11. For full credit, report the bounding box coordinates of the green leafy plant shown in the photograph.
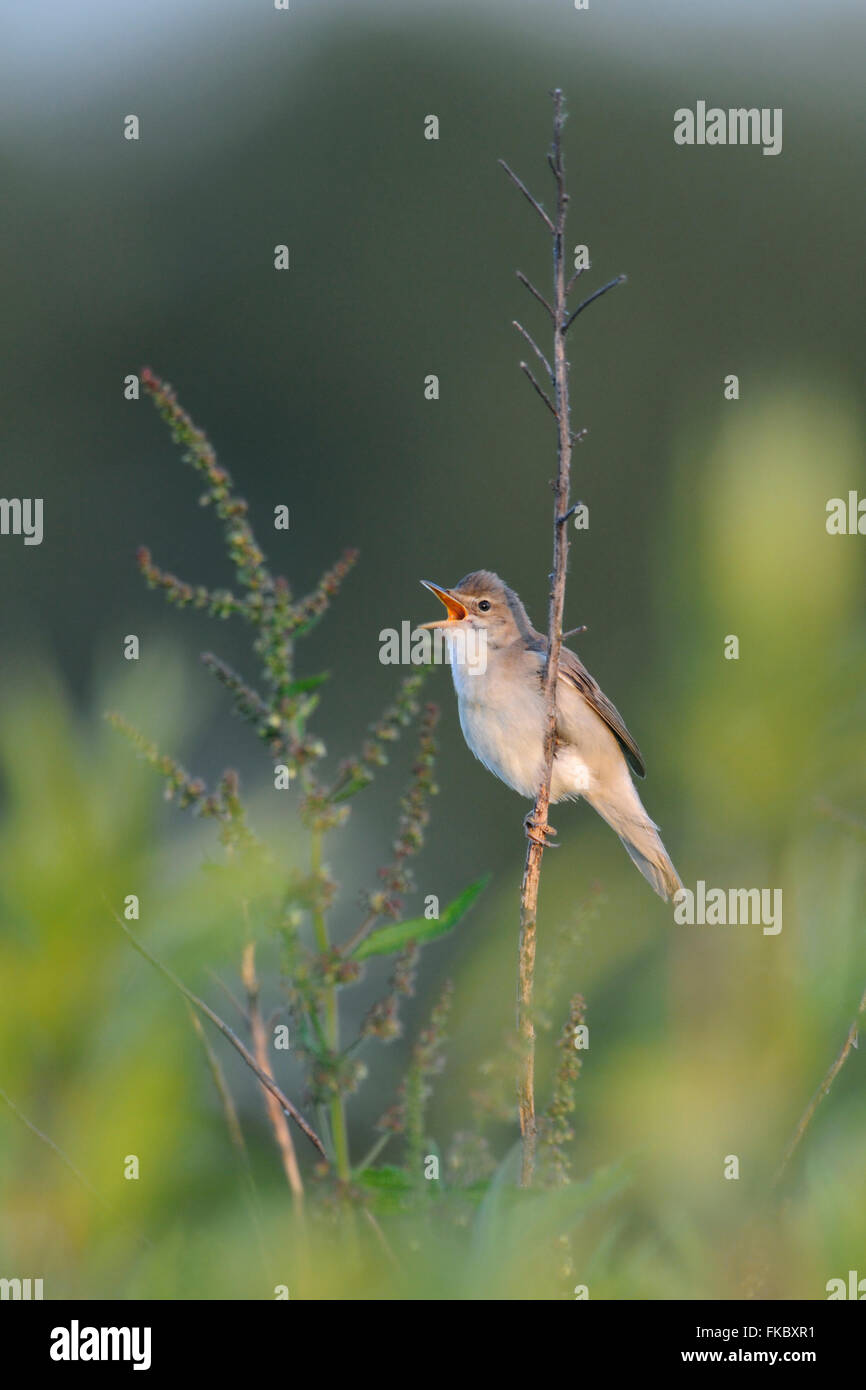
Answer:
[109,368,487,1202]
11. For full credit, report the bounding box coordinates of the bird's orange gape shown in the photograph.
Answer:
[418,580,468,628]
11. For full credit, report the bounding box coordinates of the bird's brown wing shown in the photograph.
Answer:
[557,646,646,778]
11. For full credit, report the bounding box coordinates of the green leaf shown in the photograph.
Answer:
[357,1165,414,1191]
[352,874,490,961]
[286,673,330,695]
[356,1165,416,1213]
[464,1155,633,1297]
[292,611,327,639]
[471,1138,522,1251]
[330,776,369,804]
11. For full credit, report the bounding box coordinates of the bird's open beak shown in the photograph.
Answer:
[419,579,468,628]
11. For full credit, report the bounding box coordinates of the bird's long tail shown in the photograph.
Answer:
[583,787,682,902]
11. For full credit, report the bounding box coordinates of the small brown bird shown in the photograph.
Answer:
[420,570,681,901]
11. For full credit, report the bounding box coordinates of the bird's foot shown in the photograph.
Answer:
[523,813,559,848]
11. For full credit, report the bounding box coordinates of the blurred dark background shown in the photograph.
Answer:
[4,0,865,885]
[1,0,864,1299]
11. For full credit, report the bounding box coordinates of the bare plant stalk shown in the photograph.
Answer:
[187,1003,247,1158]
[773,983,866,1188]
[310,827,351,1182]
[110,908,326,1157]
[502,90,624,1186]
[241,941,305,1207]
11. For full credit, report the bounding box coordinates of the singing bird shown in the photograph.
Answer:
[420,571,681,901]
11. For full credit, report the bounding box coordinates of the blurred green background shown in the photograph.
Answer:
[1,0,864,1299]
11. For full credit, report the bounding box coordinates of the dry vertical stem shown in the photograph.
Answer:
[241,940,305,1208]
[503,90,625,1186]
[515,90,572,1188]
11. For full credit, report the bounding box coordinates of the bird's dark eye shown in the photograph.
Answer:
[478,599,491,612]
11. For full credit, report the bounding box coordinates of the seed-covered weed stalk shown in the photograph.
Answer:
[109,370,484,1201]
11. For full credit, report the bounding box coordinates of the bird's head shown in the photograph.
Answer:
[419,570,534,650]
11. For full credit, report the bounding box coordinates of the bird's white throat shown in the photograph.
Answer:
[442,625,488,679]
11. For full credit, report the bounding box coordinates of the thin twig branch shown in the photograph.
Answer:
[513,321,553,381]
[565,263,591,297]
[516,270,554,320]
[187,1003,248,1158]
[353,1131,392,1175]
[206,967,250,1025]
[519,362,558,419]
[564,274,627,333]
[558,501,584,525]
[110,907,326,1157]
[772,984,866,1189]
[242,939,305,1206]
[0,1086,101,1199]
[498,159,555,232]
[1,1084,153,1253]
[363,1207,405,1272]
[340,909,379,959]
[186,1003,270,1269]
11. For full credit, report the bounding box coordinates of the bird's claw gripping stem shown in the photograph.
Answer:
[523,813,559,849]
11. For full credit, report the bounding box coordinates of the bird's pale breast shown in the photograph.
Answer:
[450,643,594,802]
